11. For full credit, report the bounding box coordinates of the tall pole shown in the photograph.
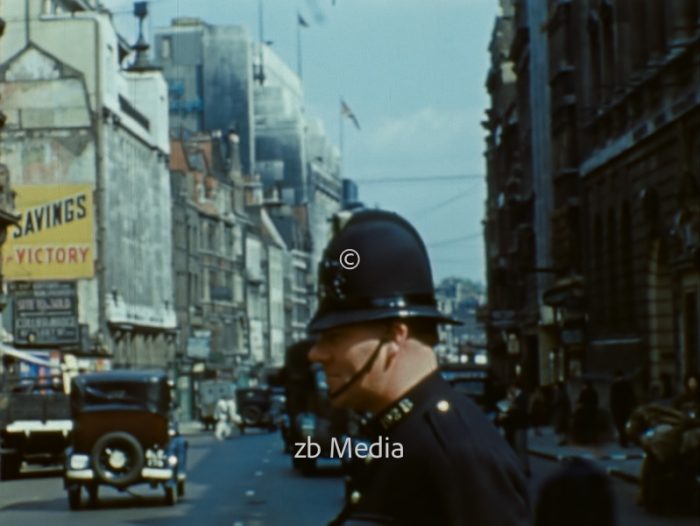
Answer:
[339,104,344,177]
[296,19,303,81]
[257,0,265,85]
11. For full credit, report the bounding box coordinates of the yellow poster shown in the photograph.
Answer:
[3,185,95,280]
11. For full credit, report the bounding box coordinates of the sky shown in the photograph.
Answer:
[105,0,498,284]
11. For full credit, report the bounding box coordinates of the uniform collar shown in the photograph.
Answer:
[364,370,445,435]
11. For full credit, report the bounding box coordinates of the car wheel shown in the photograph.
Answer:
[165,485,178,506]
[241,405,263,426]
[91,431,145,487]
[0,453,21,481]
[87,484,99,507]
[67,486,82,511]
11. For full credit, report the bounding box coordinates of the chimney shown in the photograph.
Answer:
[227,129,243,180]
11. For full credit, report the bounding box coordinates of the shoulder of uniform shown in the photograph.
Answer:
[422,394,477,446]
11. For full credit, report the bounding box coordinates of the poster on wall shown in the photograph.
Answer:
[3,184,95,280]
[12,281,80,346]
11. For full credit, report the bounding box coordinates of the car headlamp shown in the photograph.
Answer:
[69,454,90,470]
[167,455,178,467]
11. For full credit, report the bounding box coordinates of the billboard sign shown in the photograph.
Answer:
[187,329,212,360]
[3,184,95,280]
[12,281,80,346]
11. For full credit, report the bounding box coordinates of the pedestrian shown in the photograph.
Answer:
[528,385,547,436]
[501,382,531,477]
[609,369,637,447]
[551,381,571,445]
[574,380,599,444]
[214,395,231,440]
[673,372,700,412]
[308,209,530,525]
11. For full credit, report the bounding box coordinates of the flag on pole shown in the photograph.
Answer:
[298,13,310,28]
[341,99,360,130]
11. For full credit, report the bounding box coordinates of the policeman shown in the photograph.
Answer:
[308,209,530,525]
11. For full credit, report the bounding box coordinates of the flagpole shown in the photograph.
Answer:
[296,17,303,81]
[339,103,344,176]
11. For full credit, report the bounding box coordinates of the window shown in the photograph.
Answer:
[161,37,172,59]
[621,201,635,329]
[607,208,618,329]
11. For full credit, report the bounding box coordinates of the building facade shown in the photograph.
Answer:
[153,19,256,175]
[485,0,700,396]
[0,0,176,368]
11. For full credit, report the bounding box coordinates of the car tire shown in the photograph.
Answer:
[91,431,145,487]
[165,485,178,506]
[87,484,99,508]
[241,405,263,426]
[177,478,186,497]
[67,486,82,511]
[0,452,21,481]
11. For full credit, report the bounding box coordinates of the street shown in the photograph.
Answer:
[0,427,697,526]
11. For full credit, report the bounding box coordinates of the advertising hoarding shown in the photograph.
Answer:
[3,184,95,280]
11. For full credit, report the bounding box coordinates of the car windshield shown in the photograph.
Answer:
[73,379,169,414]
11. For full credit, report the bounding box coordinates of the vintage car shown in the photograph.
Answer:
[63,370,187,510]
[1,375,72,480]
[235,385,282,433]
[280,339,353,475]
[626,399,700,514]
[439,364,502,414]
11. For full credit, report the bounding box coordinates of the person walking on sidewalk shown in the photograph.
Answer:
[529,386,547,436]
[551,381,571,446]
[574,380,599,444]
[501,382,531,477]
[609,370,636,447]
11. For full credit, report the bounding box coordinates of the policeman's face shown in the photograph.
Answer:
[308,322,386,411]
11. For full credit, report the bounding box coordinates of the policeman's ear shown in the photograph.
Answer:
[384,321,408,366]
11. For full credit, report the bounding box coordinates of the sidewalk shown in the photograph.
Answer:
[528,427,643,483]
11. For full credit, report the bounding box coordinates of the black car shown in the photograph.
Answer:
[63,370,187,510]
[235,386,280,432]
[439,364,502,414]
[280,339,353,475]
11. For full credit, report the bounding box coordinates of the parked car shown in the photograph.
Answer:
[626,399,700,515]
[0,375,72,480]
[63,370,187,510]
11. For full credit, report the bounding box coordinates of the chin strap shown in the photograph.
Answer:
[329,337,387,400]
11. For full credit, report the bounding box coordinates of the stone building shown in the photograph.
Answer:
[169,131,249,369]
[0,0,175,368]
[485,0,700,395]
[0,14,19,328]
[153,19,256,175]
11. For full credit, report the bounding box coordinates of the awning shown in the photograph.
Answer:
[0,344,56,368]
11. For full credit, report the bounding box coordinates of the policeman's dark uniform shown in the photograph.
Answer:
[309,209,531,526]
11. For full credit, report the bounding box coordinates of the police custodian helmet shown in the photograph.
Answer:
[307,209,460,333]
